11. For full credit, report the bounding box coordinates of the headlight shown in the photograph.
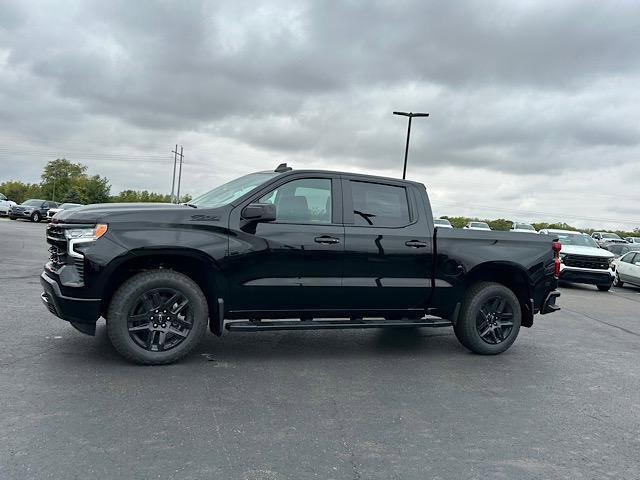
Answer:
[65,224,108,240]
[559,253,566,263]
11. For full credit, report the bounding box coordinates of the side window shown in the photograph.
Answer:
[623,253,637,264]
[350,181,410,227]
[259,178,332,224]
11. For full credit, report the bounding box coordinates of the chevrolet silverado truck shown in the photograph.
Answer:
[40,165,561,364]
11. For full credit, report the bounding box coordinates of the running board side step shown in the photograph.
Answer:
[226,319,452,332]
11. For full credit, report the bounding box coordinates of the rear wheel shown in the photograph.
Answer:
[107,270,208,365]
[9,216,16,220]
[454,282,522,355]
[31,211,41,222]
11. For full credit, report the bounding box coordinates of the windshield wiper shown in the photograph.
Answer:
[184,203,198,208]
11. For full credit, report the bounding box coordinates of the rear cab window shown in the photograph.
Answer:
[347,180,411,227]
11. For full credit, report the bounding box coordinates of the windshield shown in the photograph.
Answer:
[22,199,44,206]
[556,232,598,248]
[470,222,489,228]
[602,233,621,240]
[59,203,82,209]
[190,172,281,208]
[515,223,535,230]
[434,219,451,226]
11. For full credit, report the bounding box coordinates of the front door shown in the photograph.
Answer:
[227,175,345,314]
[342,177,433,314]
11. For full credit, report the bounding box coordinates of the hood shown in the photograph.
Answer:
[53,202,190,223]
[560,244,614,258]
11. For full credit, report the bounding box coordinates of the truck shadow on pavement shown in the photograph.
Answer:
[81,323,463,366]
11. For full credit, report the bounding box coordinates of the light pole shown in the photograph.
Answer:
[393,111,429,179]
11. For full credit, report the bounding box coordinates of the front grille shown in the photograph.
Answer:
[48,244,67,271]
[46,225,85,284]
[564,255,610,270]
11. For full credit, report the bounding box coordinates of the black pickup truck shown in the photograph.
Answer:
[41,165,561,364]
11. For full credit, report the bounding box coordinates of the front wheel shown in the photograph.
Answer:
[107,270,209,365]
[9,216,16,220]
[31,211,41,222]
[613,274,624,288]
[597,283,612,292]
[454,282,522,355]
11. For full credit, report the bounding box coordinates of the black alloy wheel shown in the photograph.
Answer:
[475,295,514,345]
[453,281,522,355]
[107,270,208,364]
[127,288,193,352]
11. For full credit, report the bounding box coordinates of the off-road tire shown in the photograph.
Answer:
[454,281,522,355]
[107,270,208,365]
[597,283,612,292]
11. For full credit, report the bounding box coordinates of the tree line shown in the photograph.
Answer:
[0,159,191,205]
[440,216,638,239]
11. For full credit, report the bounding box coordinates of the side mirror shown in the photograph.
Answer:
[241,203,276,222]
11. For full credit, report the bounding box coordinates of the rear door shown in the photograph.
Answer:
[617,252,635,282]
[227,174,345,313]
[341,177,433,313]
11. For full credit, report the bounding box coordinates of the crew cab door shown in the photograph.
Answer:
[341,177,433,313]
[227,175,345,313]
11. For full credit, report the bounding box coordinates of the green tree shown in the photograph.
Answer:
[40,158,87,203]
[486,218,512,231]
[0,181,42,204]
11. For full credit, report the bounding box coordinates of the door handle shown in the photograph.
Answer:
[315,236,340,245]
[405,240,427,248]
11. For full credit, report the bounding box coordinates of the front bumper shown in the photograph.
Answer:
[559,266,614,286]
[40,272,101,334]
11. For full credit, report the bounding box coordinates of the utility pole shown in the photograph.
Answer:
[170,144,178,202]
[393,111,429,179]
[175,145,184,204]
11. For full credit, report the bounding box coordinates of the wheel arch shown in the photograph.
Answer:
[465,261,534,327]
[99,248,227,334]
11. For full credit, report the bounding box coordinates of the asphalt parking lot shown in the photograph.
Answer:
[1,218,639,480]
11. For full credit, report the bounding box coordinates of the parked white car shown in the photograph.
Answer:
[613,251,640,288]
[540,229,615,291]
[464,221,491,231]
[0,193,17,216]
[510,222,537,233]
[625,237,640,244]
[47,202,83,219]
[434,218,453,229]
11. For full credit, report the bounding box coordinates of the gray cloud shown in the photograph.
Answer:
[0,0,639,229]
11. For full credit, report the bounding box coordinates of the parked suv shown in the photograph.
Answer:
[41,165,560,364]
[540,229,615,291]
[9,199,59,222]
[591,232,626,248]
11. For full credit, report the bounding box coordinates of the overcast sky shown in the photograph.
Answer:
[1,0,639,229]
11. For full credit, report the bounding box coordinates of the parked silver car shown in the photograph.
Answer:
[613,251,640,288]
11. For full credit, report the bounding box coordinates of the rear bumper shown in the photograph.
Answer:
[40,272,101,329]
[540,290,561,314]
